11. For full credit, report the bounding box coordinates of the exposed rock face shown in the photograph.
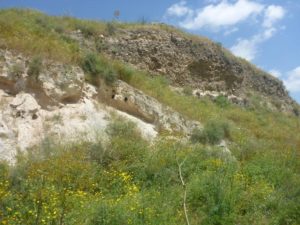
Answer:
[0,49,85,107]
[83,27,295,112]
[0,91,157,163]
[102,80,201,133]
[0,50,200,162]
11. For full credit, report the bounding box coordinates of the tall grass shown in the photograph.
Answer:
[0,120,299,224]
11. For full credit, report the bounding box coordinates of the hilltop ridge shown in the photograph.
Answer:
[0,9,297,114]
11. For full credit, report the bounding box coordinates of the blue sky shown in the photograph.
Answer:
[0,0,299,102]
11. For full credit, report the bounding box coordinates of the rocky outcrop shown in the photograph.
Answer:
[0,90,157,163]
[77,27,296,113]
[101,80,201,133]
[0,50,201,162]
[0,49,85,107]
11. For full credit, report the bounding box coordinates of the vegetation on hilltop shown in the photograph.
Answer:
[0,8,299,225]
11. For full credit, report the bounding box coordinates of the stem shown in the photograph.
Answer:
[177,158,190,225]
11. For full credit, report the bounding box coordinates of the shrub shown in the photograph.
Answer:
[191,120,230,145]
[105,120,148,164]
[114,63,133,82]
[87,142,108,165]
[35,16,51,30]
[190,128,206,144]
[9,62,24,79]
[106,120,139,139]
[81,53,102,76]
[105,22,116,35]
[95,38,108,53]
[215,95,230,108]
[81,53,117,86]
[75,23,98,38]
[103,67,117,85]
[90,202,131,225]
[53,24,64,33]
[293,106,299,117]
[27,56,42,81]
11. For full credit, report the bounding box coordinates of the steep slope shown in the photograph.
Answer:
[0,9,298,114]
[0,8,299,161]
[69,25,297,113]
[0,9,299,225]
[0,49,200,161]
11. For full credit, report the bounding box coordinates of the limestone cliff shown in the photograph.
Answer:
[0,50,200,162]
[69,26,296,112]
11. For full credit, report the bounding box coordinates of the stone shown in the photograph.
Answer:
[81,27,296,113]
[106,80,201,134]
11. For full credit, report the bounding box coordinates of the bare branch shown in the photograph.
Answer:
[177,157,190,225]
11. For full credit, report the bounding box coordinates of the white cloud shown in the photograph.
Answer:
[224,27,239,36]
[230,37,258,61]
[269,69,282,78]
[179,0,264,30]
[165,0,287,61]
[263,5,285,28]
[230,27,276,61]
[284,67,300,92]
[166,1,193,17]
[165,0,264,30]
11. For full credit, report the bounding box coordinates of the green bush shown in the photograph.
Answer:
[75,23,98,38]
[0,128,299,225]
[81,53,117,86]
[106,119,142,141]
[103,67,117,85]
[9,62,24,79]
[81,53,102,76]
[293,106,299,117]
[87,142,107,165]
[95,38,108,53]
[215,95,230,108]
[114,63,133,82]
[35,16,51,30]
[27,56,42,81]
[90,201,132,225]
[106,22,116,35]
[190,128,207,144]
[191,120,231,145]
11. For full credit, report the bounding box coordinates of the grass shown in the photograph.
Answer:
[27,56,43,81]
[191,120,231,145]
[0,120,299,224]
[81,53,118,86]
[8,62,24,79]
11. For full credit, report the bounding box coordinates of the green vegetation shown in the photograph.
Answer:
[0,8,299,225]
[182,86,193,96]
[214,95,231,108]
[81,53,117,86]
[191,120,231,145]
[1,120,299,224]
[8,62,24,79]
[105,22,116,36]
[27,56,43,81]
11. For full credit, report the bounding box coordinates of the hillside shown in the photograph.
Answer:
[0,9,299,225]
